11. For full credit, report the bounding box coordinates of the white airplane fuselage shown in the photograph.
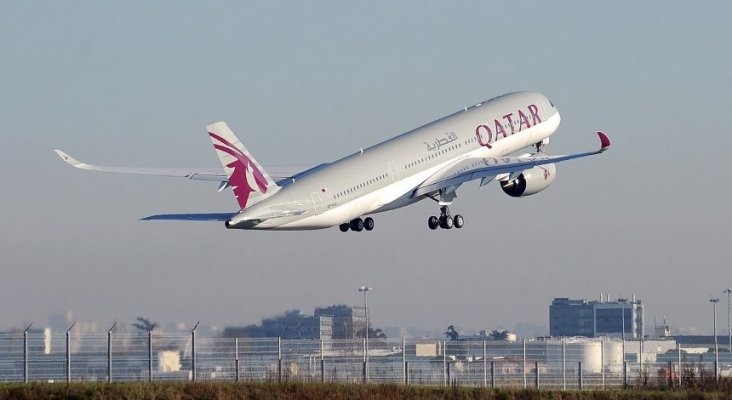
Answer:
[229,91,560,230]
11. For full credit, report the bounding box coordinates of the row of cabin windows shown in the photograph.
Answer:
[404,141,465,170]
[334,173,389,199]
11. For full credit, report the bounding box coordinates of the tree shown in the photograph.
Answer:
[445,325,459,341]
[489,329,510,340]
[369,328,387,339]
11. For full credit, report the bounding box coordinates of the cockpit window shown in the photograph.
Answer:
[549,99,555,107]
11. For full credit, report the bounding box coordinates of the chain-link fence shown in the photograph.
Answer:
[1,331,729,388]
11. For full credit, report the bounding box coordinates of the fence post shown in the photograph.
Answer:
[402,337,407,385]
[534,361,539,389]
[623,361,627,389]
[23,323,31,383]
[320,337,324,383]
[668,361,673,387]
[443,341,447,387]
[639,338,644,384]
[235,337,240,382]
[66,322,75,383]
[601,339,605,390]
[405,361,409,385]
[191,321,199,382]
[148,322,157,382]
[677,342,682,387]
[522,339,527,389]
[107,322,116,383]
[562,339,566,390]
[447,361,451,385]
[578,361,583,390]
[277,337,282,383]
[490,361,495,388]
[66,328,70,383]
[483,340,487,388]
[362,337,367,384]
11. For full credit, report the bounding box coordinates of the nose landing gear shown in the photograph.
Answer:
[428,206,464,230]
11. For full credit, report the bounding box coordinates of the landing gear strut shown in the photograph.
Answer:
[428,206,464,230]
[340,217,374,233]
[535,138,549,152]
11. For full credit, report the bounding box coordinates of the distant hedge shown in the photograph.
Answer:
[0,382,731,400]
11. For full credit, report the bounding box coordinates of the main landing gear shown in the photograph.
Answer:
[428,206,464,230]
[339,217,374,233]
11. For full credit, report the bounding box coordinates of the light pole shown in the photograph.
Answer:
[710,298,719,380]
[618,298,627,365]
[724,289,731,352]
[358,286,372,360]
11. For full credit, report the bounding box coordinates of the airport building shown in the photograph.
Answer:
[549,296,644,338]
[222,310,333,340]
[314,305,366,339]
[222,305,367,340]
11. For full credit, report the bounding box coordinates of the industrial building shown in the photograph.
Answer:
[222,304,367,340]
[222,309,332,340]
[315,305,366,339]
[550,296,644,338]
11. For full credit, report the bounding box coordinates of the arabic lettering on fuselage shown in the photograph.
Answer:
[424,131,457,151]
[475,104,542,149]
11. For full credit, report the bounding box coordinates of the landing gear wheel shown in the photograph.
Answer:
[430,206,463,230]
[364,217,375,231]
[453,214,464,229]
[350,218,364,232]
[339,223,350,232]
[428,216,439,230]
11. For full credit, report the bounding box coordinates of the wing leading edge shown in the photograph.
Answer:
[412,131,610,197]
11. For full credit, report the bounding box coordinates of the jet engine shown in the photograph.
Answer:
[500,164,556,197]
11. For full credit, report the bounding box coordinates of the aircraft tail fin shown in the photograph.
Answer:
[207,121,280,210]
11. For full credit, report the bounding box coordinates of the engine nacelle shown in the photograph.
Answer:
[500,164,556,197]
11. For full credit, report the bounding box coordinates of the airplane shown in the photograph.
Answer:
[55,91,610,232]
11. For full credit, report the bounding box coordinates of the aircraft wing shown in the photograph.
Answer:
[412,131,610,197]
[54,149,309,183]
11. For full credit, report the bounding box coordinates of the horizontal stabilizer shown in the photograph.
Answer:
[140,213,235,221]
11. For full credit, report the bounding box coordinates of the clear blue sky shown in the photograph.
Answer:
[1,1,730,336]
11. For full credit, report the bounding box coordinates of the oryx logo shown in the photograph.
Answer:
[539,166,551,180]
[209,132,268,209]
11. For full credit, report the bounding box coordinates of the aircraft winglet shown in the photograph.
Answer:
[597,131,611,152]
[54,149,84,168]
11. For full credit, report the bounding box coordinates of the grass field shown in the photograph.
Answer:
[1,382,732,400]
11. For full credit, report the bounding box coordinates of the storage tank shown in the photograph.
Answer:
[542,339,612,373]
[602,340,624,372]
